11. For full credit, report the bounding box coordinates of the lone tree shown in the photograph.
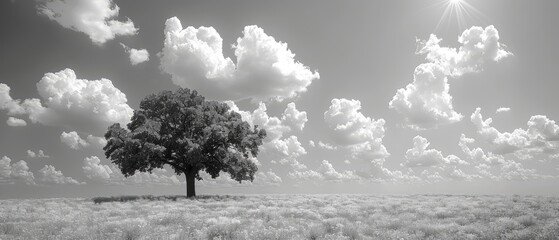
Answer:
[103,88,266,197]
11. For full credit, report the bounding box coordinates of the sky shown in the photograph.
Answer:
[1,0,559,199]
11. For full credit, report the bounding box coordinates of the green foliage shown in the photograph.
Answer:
[103,88,266,196]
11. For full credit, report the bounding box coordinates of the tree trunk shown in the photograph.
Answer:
[185,170,196,198]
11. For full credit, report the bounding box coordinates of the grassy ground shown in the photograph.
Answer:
[1,194,558,240]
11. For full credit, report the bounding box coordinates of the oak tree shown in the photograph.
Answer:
[103,88,266,197]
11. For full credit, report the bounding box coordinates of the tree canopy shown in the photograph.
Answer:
[103,88,266,197]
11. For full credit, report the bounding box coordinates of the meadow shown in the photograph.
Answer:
[1,194,558,240]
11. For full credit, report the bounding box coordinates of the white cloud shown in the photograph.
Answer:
[289,160,358,182]
[322,98,398,181]
[83,156,113,182]
[318,141,337,150]
[26,150,50,159]
[6,117,26,127]
[496,107,511,114]
[39,165,83,185]
[86,135,108,149]
[324,98,389,159]
[0,83,46,124]
[1,69,134,135]
[266,136,309,173]
[471,108,559,156]
[194,169,283,187]
[254,170,282,186]
[225,101,307,141]
[282,102,308,131]
[37,0,137,45]
[0,156,35,185]
[459,134,506,165]
[317,160,358,181]
[419,167,479,182]
[459,133,543,181]
[225,101,309,173]
[82,156,183,186]
[308,140,315,147]
[0,83,25,115]
[36,68,134,133]
[399,135,483,182]
[61,131,107,150]
[389,25,511,130]
[226,101,293,141]
[123,168,181,186]
[60,131,90,149]
[265,136,307,162]
[160,17,319,101]
[403,135,467,167]
[389,63,462,130]
[120,43,149,65]
[353,159,408,181]
[288,169,322,181]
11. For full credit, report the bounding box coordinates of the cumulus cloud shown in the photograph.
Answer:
[226,101,307,139]
[1,69,133,135]
[308,140,315,147]
[0,83,24,115]
[226,101,309,172]
[227,101,298,140]
[6,117,26,127]
[322,98,399,181]
[197,169,282,187]
[123,168,181,186]
[288,160,353,182]
[496,107,511,114]
[37,0,137,45]
[36,69,134,133]
[86,135,108,149]
[471,108,559,156]
[60,131,107,150]
[26,150,50,159]
[459,134,506,165]
[83,156,113,182]
[318,141,337,150]
[288,169,322,181]
[281,103,308,131]
[324,98,389,159]
[0,156,35,185]
[120,43,149,65]
[0,83,46,124]
[265,136,307,164]
[403,135,467,167]
[39,165,83,185]
[419,167,479,182]
[389,25,511,130]
[317,160,358,181]
[82,156,183,185]
[459,134,542,180]
[160,17,319,101]
[60,131,89,149]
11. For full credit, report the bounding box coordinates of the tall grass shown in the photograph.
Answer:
[1,194,558,239]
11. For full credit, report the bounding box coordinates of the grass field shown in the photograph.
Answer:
[1,194,559,240]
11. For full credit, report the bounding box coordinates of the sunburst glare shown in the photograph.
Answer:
[432,0,486,33]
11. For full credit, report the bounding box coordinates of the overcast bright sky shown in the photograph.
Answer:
[2,0,559,198]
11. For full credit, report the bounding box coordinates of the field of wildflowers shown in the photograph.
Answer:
[1,194,558,239]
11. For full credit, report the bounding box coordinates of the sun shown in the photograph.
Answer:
[433,0,485,33]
